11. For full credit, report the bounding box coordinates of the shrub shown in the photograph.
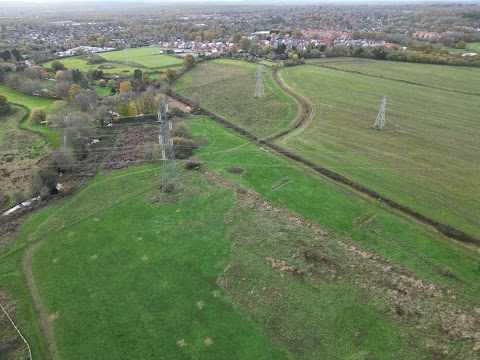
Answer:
[0,94,11,115]
[171,107,183,116]
[185,159,202,170]
[173,136,198,159]
[29,107,47,124]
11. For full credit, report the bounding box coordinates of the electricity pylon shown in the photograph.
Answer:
[374,96,387,130]
[254,65,266,99]
[158,100,181,193]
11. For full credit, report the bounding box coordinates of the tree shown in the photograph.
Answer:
[161,68,178,84]
[239,37,252,51]
[119,80,132,93]
[141,73,151,85]
[456,41,467,49]
[291,53,299,61]
[183,54,195,69]
[74,90,97,112]
[128,100,138,116]
[0,94,11,115]
[233,32,242,43]
[276,43,286,55]
[98,79,106,87]
[292,29,304,39]
[133,69,143,82]
[204,29,215,42]
[51,60,65,72]
[68,84,82,100]
[29,107,47,124]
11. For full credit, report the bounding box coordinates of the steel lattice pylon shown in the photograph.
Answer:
[374,96,387,130]
[158,100,181,193]
[254,65,265,99]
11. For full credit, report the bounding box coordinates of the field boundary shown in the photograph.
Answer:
[309,63,480,96]
[168,81,480,246]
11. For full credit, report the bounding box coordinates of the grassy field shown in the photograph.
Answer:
[0,86,53,110]
[443,42,480,55]
[0,105,50,209]
[276,62,480,239]
[174,60,297,136]
[0,86,60,148]
[308,57,480,94]
[100,47,183,68]
[2,115,479,359]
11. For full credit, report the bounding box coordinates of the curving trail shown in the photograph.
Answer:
[258,69,311,142]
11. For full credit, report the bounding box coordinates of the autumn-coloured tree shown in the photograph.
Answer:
[68,84,82,100]
[128,100,138,116]
[119,80,132,93]
[29,107,47,124]
[0,94,11,115]
[161,68,178,84]
[183,54,196,69]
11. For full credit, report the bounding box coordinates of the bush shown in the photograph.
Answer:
[185,159,202,170]
[172,121,192,138]
[171,107,183,116]
[29,107,47,124]
[0,94,11,115]
[173,136,198,159]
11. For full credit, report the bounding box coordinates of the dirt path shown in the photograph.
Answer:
[278,71,319,143]
[24,241,59,360]
[258,69,310,142]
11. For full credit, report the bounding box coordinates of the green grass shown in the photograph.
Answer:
[0,117,480,359]
[0,87,59,147]
[308,57,480,94]
[100,47,182,68]
[174,60,297,137]
[0,86,53,110]
[275,63,480,238]
[443,42,480,55]
[190,116,480,293]
[92,84,112,99]
[2,115,480,359]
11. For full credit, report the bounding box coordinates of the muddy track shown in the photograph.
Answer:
[258,70,317,143]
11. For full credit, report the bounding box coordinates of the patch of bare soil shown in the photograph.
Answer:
[226,167,245,176]
[177,339,186,347]
[102,124,158,172]
[168,96,192,113]
[204,337,213,346]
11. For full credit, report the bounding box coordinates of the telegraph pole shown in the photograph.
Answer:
[158,100,181,193]
[374,96,387,130]
[254,65,265,99]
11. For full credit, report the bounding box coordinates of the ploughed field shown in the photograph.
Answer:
[277,59,480,238]
[173,59,297,137]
